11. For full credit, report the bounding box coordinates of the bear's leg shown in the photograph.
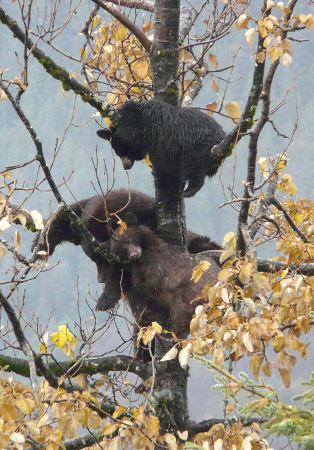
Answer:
[95,265,122,311]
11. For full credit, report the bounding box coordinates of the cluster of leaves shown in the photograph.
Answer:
[0,372,161,449]
[80,16,225,107]
[81,17,153,104]
[236,1,314,64]
[191,421,271,450]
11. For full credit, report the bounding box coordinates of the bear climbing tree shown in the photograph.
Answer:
[97,99,226,198]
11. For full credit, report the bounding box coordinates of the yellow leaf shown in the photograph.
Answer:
[207,423,225,436]
[218,268,236,282]
[0,216,10,232]
[9,432,25,445]
[131,58,150,81]
[219,247,234,264]
[268,46,283,63]
[103,422,119,435]
[214,438,223,450]
[208,53,218,68]
[74,374,88,389]
[142,20,153,33]
[243,297,256,312]
[16,397,35,415]
[178,343,192,369]
[210,75,219,93]
[146,415,160,434]
[258,157,268,172]
[220,287,230,304]
[271,335,284,352]
[113,406,127,419]
[256,51,265,63]
[276,155,287,172]
[267,15,278,26]
[278,174,297,195]
[39,342,47,353]
[50,325,77,358]
[12,76,27,91]
[179,49,194,63]
[249,354,263,380]
[281,38,291,52]
[236,14,249,29]
[191,260,210,283]
[160,346,178,362]
[262,362,273,377]
[206,102,218,115]
[30,210,44,230]
[80,47,88,62]
[0,170,12,177]
[0,89,8,102]
[278,367,291,388]
[263,36,273,48]
[222,231,236,250]
[15,230,21,249]
[0,244,7,260]
[266,0,276,9]
[16,213,27,227]
[163,433,177,450]
[225,402,237,415]
[245,28,256,48]
[144,154,152,168]
[152,321,162,334]
[92,15,102,28]
[117,220,127,234]
[25,420,40,435]
[243,331,254,352]
[225,101,241,121]
[142,327,155,345]
[0,403,15,422]
[239,262,253,285]
[281,52,292,66]
[113,24,129,41]
[177,430,188,441]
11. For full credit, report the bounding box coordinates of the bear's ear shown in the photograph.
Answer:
[97,129,112,141]
[125,212,139,229]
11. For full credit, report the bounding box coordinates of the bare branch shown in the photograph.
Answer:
[0,6,116,120]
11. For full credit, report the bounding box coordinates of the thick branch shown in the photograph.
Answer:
[201,250,314,276]
[0,353,150,379]
[187,416,268,436]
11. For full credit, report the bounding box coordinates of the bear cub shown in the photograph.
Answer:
[32,189,221,312]
[108,212,220,338]
[97,99,226,198]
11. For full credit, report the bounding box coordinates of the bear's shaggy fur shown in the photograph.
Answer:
[108,212,220,338]
[97,99,226,198]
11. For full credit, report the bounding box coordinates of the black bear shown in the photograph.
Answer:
[32,189,221,311]
[107,212,221,338]
[97,99,226,198]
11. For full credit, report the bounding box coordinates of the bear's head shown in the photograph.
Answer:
[97,101,146,170]
[110,212,143,261]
